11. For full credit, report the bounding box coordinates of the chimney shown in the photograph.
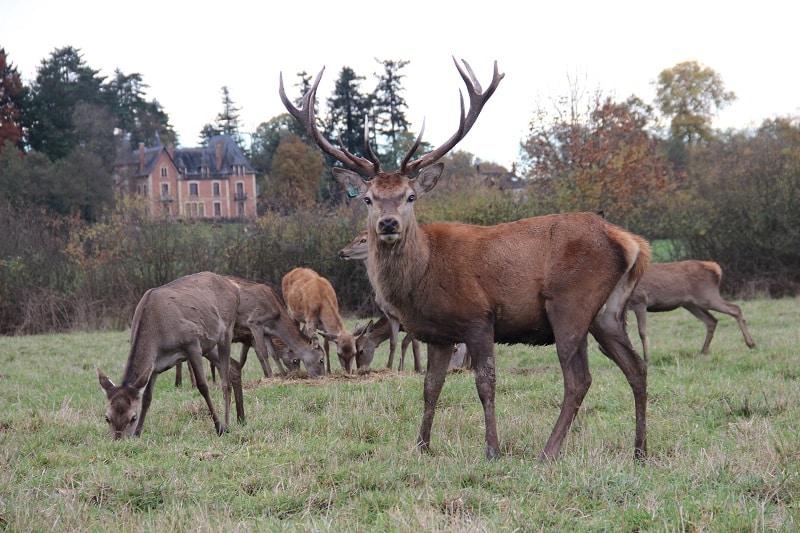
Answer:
[138,142,145,171]
[215,141,223,171]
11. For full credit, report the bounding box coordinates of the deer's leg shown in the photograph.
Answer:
[412,338,422,373]
[417,343,452,454]
[389,319,400,371]
[590,311,648,461]
[250,333,275,378]
[702,298,756,350]
[631,304,650,362]
[469,336,501,460]
[264,337,288,375]
[684,304,718,355]
[228,357,245,424]
[134,373,157,437]
[175,362,183,387]
[186,343,224,435]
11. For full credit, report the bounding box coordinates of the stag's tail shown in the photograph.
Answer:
[629,234,652,286]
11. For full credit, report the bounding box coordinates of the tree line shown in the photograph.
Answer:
[0,45,798,335]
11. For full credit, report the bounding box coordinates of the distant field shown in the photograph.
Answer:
[0,298,798,530]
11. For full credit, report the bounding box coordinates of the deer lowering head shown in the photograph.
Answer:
[281,58,652,461]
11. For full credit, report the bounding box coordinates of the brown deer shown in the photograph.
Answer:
[281,57,652,461]
[97,272,243,439]
[281,267,368,373]
[339,230,422,371]
[173,277,324,385]
[223,275,326,376]
[627,260,756,362]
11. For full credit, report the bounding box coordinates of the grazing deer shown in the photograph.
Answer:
[339,231,422,371]
[97,272,243,439]
[223,275,326,377]
[281,57,652,461]
[627,260,756,361]
[281,267,368,373]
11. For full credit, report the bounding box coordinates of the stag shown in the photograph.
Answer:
[627,260,756,361]
[281,267,370,373]
[281,57,652,461]
[97,272,243,439]
[339,230,422,371]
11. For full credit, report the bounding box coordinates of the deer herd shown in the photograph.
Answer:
[97,58,757,462]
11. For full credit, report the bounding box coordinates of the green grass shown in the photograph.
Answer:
[1,298,798,531]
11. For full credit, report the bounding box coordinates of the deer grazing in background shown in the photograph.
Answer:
[281,267,370,373]
[223,275,327,376]
[281,57,652,461]
[173,276,325,385]
[339,230,422,371]
[97,272,244,439]
[627,260,756,362]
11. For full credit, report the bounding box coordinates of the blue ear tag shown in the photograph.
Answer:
[347,184,359,198]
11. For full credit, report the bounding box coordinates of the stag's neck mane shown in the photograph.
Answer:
[366,220,430,321]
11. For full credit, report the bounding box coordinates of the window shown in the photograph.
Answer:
[213,182,220,196]
[160,166,168,178]
[236,182,244,195]
[185,202,205,217]
[189,183,199,196]
[161,183,169,196]
[214,202,221,216]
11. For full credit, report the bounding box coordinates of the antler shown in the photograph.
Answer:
[279,68,380,177]
[401,57,504,174]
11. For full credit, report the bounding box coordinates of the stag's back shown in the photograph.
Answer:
[633,260,722,311]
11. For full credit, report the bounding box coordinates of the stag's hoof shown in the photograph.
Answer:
[215,423,229,436]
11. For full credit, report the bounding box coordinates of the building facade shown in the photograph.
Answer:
[112,134,257,219]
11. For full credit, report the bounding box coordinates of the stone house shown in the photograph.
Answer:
[112,134,257,219]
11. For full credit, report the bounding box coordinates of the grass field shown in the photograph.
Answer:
[0,298,798,531]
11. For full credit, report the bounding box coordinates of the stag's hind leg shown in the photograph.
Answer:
[590,312,648,460]
[469,337,501,460]
[186,342,226,436]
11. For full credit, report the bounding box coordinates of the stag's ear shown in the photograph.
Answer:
[413,163,444,194]
[97,368,115,393]
[319,331,339,342]
[332,168,368,197]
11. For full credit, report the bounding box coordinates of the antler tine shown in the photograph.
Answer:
[279,68,378,177]
[402,57,504,175]
[399,118,425,170]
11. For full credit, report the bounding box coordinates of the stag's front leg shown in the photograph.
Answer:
[416,343,452,454]
[470,338,500,459]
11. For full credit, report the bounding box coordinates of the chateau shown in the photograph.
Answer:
[112,134,257,219]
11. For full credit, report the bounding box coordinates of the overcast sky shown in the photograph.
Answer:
[3,0,798,168]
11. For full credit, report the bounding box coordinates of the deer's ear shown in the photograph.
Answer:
[413,162,444,194]
[97,368,115,392]
[131,364,154,394]
[332,168,368,197]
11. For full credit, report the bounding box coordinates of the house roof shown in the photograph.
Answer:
[113,134,253,178]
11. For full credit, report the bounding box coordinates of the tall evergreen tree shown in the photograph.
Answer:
[372,59,411,170]
[106,69,176,148]
[200,86,244,148]
[326,67,370,157]
[24,46,108,161]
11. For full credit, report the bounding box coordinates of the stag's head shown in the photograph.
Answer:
[97,366,152,440]
[280,57,503,246]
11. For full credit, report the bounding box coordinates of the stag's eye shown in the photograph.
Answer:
[131,414,137,424]
[363,197,372,205]
[292,358,299,365]
[407,194,416,203]
[104,414,110,423]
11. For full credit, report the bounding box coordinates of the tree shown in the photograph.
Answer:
[372,59,411,170]
[654,60,736,145]
[326,67,370,158]
[0,48,25,150]
[106,69,176,148]
[24,46,108,161]
[265,133,326,211]
[521,87,675,235]
[200,86,244,148]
